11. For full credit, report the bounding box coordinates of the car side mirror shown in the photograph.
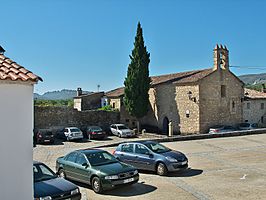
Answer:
[145,152,153,157]
[82,163,88,168]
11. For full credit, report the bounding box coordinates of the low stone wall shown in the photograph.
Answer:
[34,106,120,131]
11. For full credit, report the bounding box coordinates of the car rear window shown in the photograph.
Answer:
[117,125,128,130]
[70,128,80,132]
[90,126,102,131]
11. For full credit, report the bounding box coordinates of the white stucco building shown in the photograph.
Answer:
[0,46,42,200]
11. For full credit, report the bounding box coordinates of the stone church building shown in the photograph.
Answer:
[105,45,244,134]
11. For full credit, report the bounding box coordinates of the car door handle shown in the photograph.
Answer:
[121,154,124,156]
[134,156,138,158]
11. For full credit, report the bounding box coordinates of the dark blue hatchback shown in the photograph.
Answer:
[34,161,81,200]
[113,141,188,175]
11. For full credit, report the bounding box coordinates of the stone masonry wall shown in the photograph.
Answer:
[199,69,243,133]
[175,84,200,134]
[34,106,120,131]
[243,99,266,126]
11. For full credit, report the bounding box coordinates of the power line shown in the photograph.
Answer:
[230,65,266,70]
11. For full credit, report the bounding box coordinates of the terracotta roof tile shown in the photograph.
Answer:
[244,88,266,99]
[106,68,213,97]
[151,68,213,85]
[105,87,125,97]
[0,54,42,82]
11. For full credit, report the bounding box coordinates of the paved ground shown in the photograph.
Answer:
[33,134,266,200]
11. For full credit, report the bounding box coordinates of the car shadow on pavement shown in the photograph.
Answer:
[166,168,203,177]
[90,137,113,141]
[73,181,157,197]
[102,182,157,197]
[137,168,203,178]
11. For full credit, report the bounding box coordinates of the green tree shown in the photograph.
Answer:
[124,22,151,128]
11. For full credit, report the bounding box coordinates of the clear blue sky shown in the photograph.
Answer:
[1,0,266,94]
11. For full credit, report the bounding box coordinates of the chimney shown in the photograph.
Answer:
[77,87,82,96]
[262,84,266,93]
[0,46,5,55]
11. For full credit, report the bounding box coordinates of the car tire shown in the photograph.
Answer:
[156,162,167,176]
[92,176,103,193]
[58,168,66,179]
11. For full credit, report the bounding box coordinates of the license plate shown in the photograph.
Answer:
[181,161,187,165]
[123,177,134,183]
[44,140,50,142]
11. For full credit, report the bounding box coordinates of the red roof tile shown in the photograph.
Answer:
[106,68,214,97]
[244,88,266,99]
[0,54,42,82]
[105,87,125,97]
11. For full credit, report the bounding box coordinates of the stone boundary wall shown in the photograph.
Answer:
[34,106,120,131]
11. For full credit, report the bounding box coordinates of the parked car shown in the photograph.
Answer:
[55,128,67,140]
[82,126,106,139]
[34,161,81,200]
[238,123,258,130]
[64,127,83,141]
[35,129,55,144]
[110,124,134,138]
[209,125,236,134]
[56,149,139,193]
[113,141,188,176]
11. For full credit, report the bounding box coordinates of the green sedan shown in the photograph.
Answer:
[56,148,139,193]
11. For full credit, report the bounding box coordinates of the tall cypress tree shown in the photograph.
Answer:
[124,22,151,121]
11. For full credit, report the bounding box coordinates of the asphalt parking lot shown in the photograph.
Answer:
[33,133,266,200]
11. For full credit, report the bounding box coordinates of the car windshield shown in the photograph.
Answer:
[33,163,57,182]
[90,126,102,131]
[144,142,171,153]
[70,128,80,132]
[117,125,128,130]
[85,151,118,166]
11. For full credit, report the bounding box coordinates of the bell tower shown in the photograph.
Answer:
[213,44,229,71]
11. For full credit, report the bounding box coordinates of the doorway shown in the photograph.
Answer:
[162,117,169,135]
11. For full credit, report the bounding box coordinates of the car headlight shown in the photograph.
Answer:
[71,188,80,195]
[105,175,119,180]
[34,196,52,200]
[166,156,178,162]
[133,170,138,175]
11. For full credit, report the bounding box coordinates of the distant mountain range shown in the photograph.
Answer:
[239,73,266,85]
[34,73,266,100]
[34,89,92,100]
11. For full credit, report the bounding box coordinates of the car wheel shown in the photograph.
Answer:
[58,168,66,179]
[157,162,167,176]
[92,177,103,193]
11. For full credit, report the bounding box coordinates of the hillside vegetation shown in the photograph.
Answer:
[34,99,74,107]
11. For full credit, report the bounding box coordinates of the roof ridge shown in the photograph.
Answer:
[151,68,212,78]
